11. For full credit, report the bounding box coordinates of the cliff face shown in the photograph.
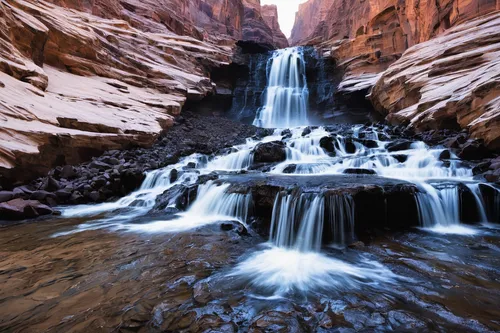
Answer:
[0,0,237,186]
[261,4,289,48]
[290,0,499,149]
[47,0,244,41]
[371,13,500,150]
[289,0,334,45]
[242,0,288,48]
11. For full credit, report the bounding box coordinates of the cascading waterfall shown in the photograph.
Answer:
[128,181,252,233]
[270,192,325,252]
[253,47,309,128]
[326,194,355,246]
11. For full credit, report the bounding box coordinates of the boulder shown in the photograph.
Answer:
[386,140,413,152]
[0,198,53,220]
[253,141,286,164]
[458,140,491,161]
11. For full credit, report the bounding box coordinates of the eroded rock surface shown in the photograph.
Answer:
[0,0,236,186]
[371,13,500,150]
[261,4,289,49]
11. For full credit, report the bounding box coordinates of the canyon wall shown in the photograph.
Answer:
[261,4,289,49]
[291,0,499,149]
[0,0,287,187]
[289,0,334,45]
[242,0,288,48]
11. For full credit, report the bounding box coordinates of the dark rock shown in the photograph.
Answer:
[88,191,100,202]
[336,138,357,154]
[392,154,408,163]
[438,149,451,160]
[59,165,77,179]
[89,160,111,171]
[30,190,56,202]
[55,189,72,200]
[458,140,491,160]
[253,141,286,164]
[302,127,312,136]
[170,169,179,183]
[355,139,378,148]
[386,139,413,152]
[319,136,335,153]
[343,168,377,175]
[42,177,60,191]
[282,164,297,174]
[121,169,145,192]
[0,191,14,203]
[348,241,365,249]
[0,198,53,220]
[69,191,85,204]
[472,161,491,175]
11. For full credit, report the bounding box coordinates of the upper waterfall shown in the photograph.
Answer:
[253,47,309,128]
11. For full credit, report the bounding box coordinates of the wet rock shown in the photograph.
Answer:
[468,243,489,250]
[153,185,198,212]
[336,138,357,154]
[458,140,490,160]
[386,139,413,152]
[282,164,297,174]
[249,311,303,333]
[120,169,145,192]
[0,198,53,220]
[393,154,408,163]
[170,169,179,183]
[387,311,426,330]
[319,136,335,153]
[438,149,451,160]
[0,191,14,203]
[343,168,377,175]
[472,161,491,175]
[253,141,286,164]
[356,138,378,148]
[348,241,365,249]
[302,127,312,136]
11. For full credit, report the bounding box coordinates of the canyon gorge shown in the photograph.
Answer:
[1,0,500,332]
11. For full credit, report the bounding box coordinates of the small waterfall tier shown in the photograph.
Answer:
[253,47,309,128]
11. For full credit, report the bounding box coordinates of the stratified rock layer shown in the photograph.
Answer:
[242,0,287,48]
[370,13,500,150]
[0,0,233,186]
[289,0,334,45]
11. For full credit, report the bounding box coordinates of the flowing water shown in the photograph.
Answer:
[1,46,500,331]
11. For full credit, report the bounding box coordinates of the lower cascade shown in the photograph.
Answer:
[35,45,499,331]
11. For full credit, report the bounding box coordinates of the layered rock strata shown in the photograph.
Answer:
[0,0,233,186]
[370,13,500,150]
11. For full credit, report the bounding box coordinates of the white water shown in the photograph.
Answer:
[127,181,252,233]
[253,47,309,128]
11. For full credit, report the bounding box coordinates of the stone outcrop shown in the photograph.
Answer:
[261,5,289,49]
[291,0,499,94]
[0,0,233,187]
[370,13,500,150]
[47,0,245,41]
[242,0,287,49]
[289,0,334,45]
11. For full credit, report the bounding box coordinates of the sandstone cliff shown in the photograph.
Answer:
[261,4,289,49]
[371,12,500,150]
[289,0,334,45]
[0,0,233,186]
[242,0,288,49]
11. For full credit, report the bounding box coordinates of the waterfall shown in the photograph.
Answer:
[416,183,460,228]
[325,194,355,246]
[253,47,309,128]
[270,192,325,251]
[269,191,355,251]
[127,181,252,233]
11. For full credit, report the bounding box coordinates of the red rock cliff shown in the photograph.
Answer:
[242,0,288,48]
[289,0,334,45]
[261,4,289,48]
